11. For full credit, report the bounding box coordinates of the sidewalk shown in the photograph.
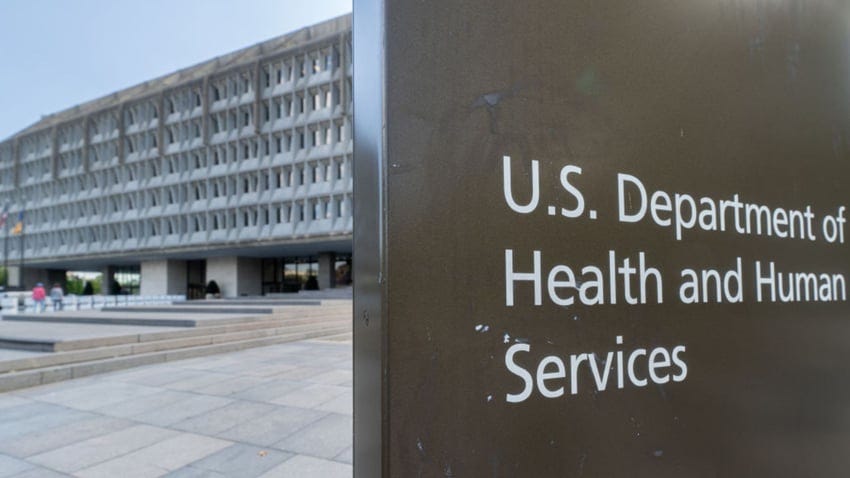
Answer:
[0,339,352,478]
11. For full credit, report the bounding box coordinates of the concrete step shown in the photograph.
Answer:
[0,323,353,393]
[3,311,273,328]
[0,318,350,373]
[101,306,277,314]
[0,313,349,354]
[174,299,324,306]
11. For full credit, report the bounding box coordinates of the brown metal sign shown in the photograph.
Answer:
[354,1,850,476]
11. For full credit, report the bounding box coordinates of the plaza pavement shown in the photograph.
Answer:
[0,339,352,477]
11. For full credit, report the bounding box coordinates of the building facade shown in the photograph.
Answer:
[0,15,353,298]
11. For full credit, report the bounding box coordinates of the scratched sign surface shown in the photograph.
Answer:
[353,0,850,476]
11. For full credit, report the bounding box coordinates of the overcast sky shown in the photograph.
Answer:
[0,0,352,140]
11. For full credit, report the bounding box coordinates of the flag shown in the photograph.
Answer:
[11,211,23,235]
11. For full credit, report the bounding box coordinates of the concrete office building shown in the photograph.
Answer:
[0,15,353,298]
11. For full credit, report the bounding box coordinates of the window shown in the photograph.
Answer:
[337,198,345,217]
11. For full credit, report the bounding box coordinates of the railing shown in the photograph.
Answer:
[0,294,187,315]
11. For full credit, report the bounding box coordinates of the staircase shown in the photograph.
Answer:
[0,299,352,392]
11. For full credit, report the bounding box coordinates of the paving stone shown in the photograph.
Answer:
[195,376,268,396]
[170,443,292,478]
[28,424,177,473]
[305,369,352,386]
[0,415,132,458]
[0,402,62,423]
[172,401,276,435]
[315,390,352,415]
[217,405,327,446]
[268,365,333,381]
[334,446,353,464]
[0,340,353,478]
[273,413,351,460]
[164,467,227,478]
[231,378,310,403]
[0,395,30,410]
[161,371,236,391]
[24,381,162,411]
[74,433,232,478]
[94,389,195,419]
[174,357,243,372]
[0,454,34,477]
[270,383,348,409]
[225,362,299,377]
[8,466,72,477]
[131,394,233,427]
[257,454,351,478]
[0,406,92,442]
[112,366,204,387]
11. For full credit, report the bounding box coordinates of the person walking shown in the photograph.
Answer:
[32,282,46,313]
[50,283,64,311]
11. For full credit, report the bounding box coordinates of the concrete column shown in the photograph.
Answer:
[140,260,187,296]
[102,265,119,294]
[206,256,262,298]
[13,267,64,290]
[318,252,336,290]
